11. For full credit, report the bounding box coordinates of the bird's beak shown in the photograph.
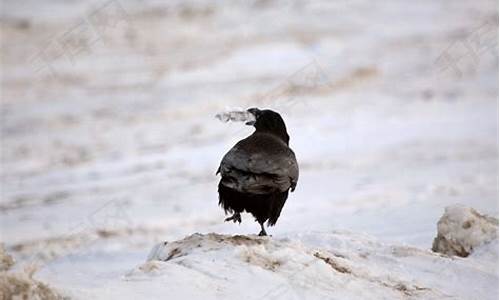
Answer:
[245,108,259,126]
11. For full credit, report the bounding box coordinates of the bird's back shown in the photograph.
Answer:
[218,132,298,194]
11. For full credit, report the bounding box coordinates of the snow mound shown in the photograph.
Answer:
[432,205,499,257]
[0,272,64,300]
[127,232,497,299]
[0,246,64,300]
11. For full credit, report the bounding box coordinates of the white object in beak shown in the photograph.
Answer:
[215,109,256,124]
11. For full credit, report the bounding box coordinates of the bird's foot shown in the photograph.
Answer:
[224,213,241,224]
[258,222,267,236]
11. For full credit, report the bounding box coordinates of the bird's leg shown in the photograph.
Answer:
[258,222,267,236]
[224,212,241,223]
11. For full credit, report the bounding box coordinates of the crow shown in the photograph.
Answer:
[216,108,299,236]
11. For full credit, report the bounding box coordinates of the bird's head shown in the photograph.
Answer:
[246,108,290,144]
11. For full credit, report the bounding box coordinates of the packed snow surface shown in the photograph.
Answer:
[134,232,499,300]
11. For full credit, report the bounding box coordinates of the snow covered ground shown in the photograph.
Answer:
[1,0,498,299]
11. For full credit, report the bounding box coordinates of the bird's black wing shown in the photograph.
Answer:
[218,133,299,194]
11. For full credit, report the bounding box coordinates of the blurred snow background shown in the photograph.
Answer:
[0,0,498,299]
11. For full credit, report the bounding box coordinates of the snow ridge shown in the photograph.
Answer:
[130,232,498,300]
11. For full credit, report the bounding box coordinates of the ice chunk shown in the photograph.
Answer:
[432,205,498,257]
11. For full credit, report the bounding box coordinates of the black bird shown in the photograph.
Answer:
[216,108,299,236]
